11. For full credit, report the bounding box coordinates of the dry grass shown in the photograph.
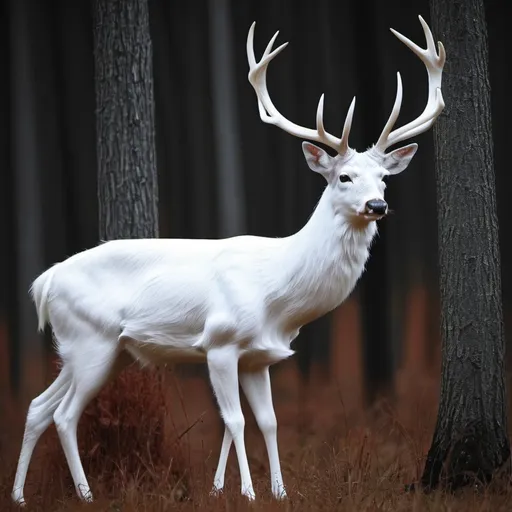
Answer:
[1,358,512,511]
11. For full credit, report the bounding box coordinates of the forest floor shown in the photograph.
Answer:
[1,356,512,512]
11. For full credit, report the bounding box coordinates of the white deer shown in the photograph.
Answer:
[12,15,444,505]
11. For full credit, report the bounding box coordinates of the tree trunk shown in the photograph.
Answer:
[94,0,159,240]
[87,0,178,487]
[421,0,510,490]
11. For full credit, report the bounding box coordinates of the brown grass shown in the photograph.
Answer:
[1,358,512,512]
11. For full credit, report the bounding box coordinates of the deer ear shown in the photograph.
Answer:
[302,142,333,176]
[382,143,418,175]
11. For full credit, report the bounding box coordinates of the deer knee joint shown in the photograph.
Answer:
[224,413,245,440]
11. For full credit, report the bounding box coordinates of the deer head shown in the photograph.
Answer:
[247,16,445,225]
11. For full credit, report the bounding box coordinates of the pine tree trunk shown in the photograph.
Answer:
[86,0,177,486]
[94,0,158,239]
[421,0,510,490]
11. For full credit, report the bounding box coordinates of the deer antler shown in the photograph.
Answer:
[247,22,355,156]
[374,15,445,153]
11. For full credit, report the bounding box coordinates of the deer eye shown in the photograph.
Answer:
[339,174,352,183]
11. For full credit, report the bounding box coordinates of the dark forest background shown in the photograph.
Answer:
[0,0,510,409]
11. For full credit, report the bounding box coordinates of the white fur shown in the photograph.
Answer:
[12,15,444,506]
[11,144,415,505]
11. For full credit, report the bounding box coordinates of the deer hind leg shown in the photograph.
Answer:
[12,366,72,505]
[239,367,286,499]
[52,335,121,502]
[207,346,255,500]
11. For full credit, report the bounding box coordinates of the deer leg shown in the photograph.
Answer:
[207,346,255,500]
[12,366,72,505]
[211,427,232,494]
[240,366,286,499]
[53,338,120,502]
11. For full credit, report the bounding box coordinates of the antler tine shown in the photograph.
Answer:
[247,23,289,124]
[316,94,344,150]
[339,97,356,155]
[375,15,445,153]
[375,72,403,150]
[247,22,352,155]
[418,15,439,56]
[316,94,328,139]
[247,22,257,68]
[263,30,281,59]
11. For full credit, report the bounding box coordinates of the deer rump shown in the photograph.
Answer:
[35,237,299,371]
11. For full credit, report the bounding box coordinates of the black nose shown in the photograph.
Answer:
[365,199,388,215]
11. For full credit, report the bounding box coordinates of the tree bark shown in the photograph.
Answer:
[88,0,175,484]
[94,0,158,240]
[421,0,510,490]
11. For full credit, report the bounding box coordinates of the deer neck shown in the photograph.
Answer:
[278,187,377,329]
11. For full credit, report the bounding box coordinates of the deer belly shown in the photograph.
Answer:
[238,345,295,371]
[123,336,207,367]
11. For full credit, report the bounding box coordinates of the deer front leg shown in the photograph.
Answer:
[240,366,286,499]
[211,366,287,499]
[207,346,255,500]
[211,427,232,494]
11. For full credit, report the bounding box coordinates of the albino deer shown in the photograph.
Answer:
[12,15,444,505]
